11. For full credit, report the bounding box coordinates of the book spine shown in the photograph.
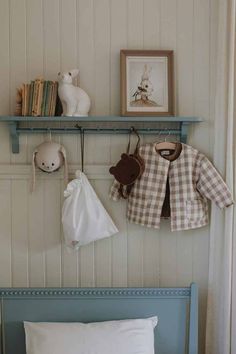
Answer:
[22,84,26,116]
[36,80,44,116]
[48,82,54,116]
[49,82,56,116]
[45,81,52,116]
[41,81,48,116]
[28,81,34,116]
[51,82,59,116]
[26,84,31,116]
[32,80,39,116]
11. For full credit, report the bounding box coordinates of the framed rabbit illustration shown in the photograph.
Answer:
[120,50,174,116]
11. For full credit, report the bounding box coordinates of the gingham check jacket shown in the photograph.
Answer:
[109,143,233,231]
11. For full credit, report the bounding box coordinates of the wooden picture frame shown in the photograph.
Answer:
[120,50,174,116]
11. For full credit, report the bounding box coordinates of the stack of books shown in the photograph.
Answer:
[21,79,59,116]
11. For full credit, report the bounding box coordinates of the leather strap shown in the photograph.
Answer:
[126,127,141,155]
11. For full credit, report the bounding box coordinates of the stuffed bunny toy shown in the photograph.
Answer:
[58,69,91,116]
[133,64,154,102]
[139,65,154,101]
[31,141,68,192]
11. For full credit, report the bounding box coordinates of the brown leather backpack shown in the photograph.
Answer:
[109,127,145,198]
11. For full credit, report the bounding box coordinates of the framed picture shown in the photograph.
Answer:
[120,50,174,116]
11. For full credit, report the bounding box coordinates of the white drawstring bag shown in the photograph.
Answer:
[62,170,118,250]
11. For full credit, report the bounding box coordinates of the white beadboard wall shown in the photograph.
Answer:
[0,0,218,352]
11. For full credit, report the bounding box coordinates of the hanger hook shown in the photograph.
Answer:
[163,128,170,142]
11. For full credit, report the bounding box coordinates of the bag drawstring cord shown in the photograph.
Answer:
[80,127,85,173]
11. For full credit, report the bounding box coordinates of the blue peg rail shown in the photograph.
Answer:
[0,116,202,153]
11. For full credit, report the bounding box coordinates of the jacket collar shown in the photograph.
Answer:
[153,142,183,162]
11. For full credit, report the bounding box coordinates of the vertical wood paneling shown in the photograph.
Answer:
[60,0,78,165]
[176,0,194,116]
[175,0,195,288]
[109,0,128,287]
[43,0,60,78]
[77,0,95,114]
[59,0,79,286]
[192,227,210,354]
[109,0,128,164]
[94,0,110,115]
[0,0,11,163]
[110,199,128,287]
[0,1,216,350]
[11,180,29,286]
[77,0,94,169]
[176,230,193,286]
[127,225,144,287]
[192,0,210,153]
[192,1,211,351]
[142,2,161,288]
[0,0,10,115]
[26,0,44,79]
[127,0,144,48]
[44,179,61,286]
[94,179,112,287]
[77,0,96,287]
[85,0,111,165]
[160,0,178,111]
[26,0,44,163]
[143,0,161,48]
[28,178,45,286]
[10,0,28,163]
[143,229,160,287]
[110,0,127,115]
[43,0,60,145]
[159,221,178,287]
[0,180,12,286]
[157,1,179,287]
[126,0,144,287]
[79,243,95,287]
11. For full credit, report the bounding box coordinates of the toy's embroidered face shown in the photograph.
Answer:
[34,142,64,173]
[37,155,62,173]
[109,153,141,185]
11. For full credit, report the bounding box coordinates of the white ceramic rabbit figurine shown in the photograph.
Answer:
[58,69,91,116]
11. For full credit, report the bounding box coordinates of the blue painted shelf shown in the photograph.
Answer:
[0,115,202,153]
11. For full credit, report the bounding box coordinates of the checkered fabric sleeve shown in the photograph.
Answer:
[109,179,130,201]
[109,179,122,201]
[197,155,234,208]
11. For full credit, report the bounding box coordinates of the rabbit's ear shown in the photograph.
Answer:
[69,69,79,78]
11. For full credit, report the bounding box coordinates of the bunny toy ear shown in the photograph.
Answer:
[31,150,38,193]
[142,64,150,81]
[60,145,68,187]
[69,69,79,78]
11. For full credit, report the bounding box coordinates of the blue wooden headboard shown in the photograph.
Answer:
[0,283,198,354]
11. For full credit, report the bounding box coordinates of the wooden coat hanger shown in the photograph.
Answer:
[155,130,176,151]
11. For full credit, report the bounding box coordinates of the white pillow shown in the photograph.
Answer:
[24,317,158,354]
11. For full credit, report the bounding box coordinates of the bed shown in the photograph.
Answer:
[0,283,198,354]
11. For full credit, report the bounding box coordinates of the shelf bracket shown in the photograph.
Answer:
[9,121,19,154]
[180,122,189,144]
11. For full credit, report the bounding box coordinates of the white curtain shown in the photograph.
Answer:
[205,0,236,353]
